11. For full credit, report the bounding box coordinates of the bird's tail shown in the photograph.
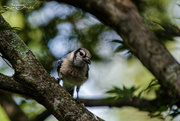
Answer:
[63,82,74,96]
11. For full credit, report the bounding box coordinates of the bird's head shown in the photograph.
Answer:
[73,48,91,67]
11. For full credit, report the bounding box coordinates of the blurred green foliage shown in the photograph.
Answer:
[134,0,180,42]
[0,106,10,121]
[0,0,180,120]
[14,95,46,119]
[134,0,172,26]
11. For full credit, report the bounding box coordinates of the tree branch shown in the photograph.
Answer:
[0,73,30,96]
[55,0,180,98]
[31,97,153,121]
[0,15,103,121]
[80,97,152,109]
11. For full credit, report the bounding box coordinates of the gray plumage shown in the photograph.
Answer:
[57,48,91,98]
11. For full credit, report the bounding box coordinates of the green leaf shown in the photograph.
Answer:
[112,39,123,44]
[0,25,21,31]
[112,39,132,54]
[106,86,137,102]
[114,45,128,52]
[138,78,159,98]
[153,21,180,37]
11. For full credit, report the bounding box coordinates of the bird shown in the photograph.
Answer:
[57,48,91,101]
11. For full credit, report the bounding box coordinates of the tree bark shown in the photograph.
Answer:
[0,15,103,121]
[30,96,153,121]
[80,97,152,109]
[55,0,180,98]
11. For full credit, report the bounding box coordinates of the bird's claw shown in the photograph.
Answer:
[56,78,61,84]
[75,97,80,104]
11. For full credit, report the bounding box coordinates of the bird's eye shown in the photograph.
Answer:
[80,52,83,56]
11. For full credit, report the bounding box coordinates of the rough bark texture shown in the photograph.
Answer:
[55,0,180,97]
[30,97,153,120]
[0,15,103,121]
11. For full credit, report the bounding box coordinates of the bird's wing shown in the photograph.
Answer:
[57,56,65,79]
[57,59,62,73]
[57,53,69,73]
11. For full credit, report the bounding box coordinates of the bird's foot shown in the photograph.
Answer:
[75,97,80,104]
[75,98,85,106]
[56,78,61,84]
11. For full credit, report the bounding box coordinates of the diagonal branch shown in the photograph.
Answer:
[0,14,103,121]
[55,0,180,98]
[0,73,30,96]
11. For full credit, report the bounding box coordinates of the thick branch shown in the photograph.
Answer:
[0,73,30,95]
[31,97,153,121]
[0,15,103,121]
[55,0,180,98]
[0,90,29,121]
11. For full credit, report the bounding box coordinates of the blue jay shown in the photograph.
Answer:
[57,48,91,100]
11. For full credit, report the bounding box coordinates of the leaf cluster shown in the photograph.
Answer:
[106,79,180,120]
[106,86,137,102]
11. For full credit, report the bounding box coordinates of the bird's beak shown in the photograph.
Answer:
[83,58,91,64]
